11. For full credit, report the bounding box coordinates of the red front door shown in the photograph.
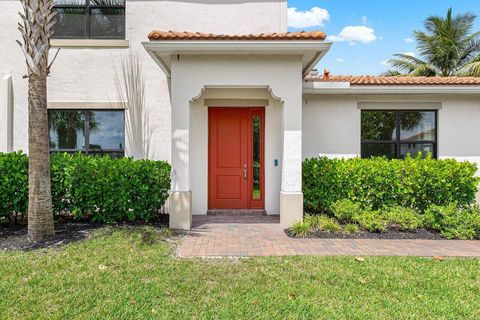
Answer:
[208,107,265,209]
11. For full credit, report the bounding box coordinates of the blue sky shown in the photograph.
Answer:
[288,0,480,75]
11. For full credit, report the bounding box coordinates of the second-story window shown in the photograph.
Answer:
[52,0,126,39]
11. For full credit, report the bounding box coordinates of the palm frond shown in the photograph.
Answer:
[455,55,480,76]
[410,64,438,77]
[380,70,402,76]
[388,59,418,74]
[391,8,480,77]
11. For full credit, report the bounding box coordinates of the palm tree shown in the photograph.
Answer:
[17,0,57,241]
[385,8,480,77]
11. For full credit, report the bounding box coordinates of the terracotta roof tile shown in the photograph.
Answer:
[305,74,480,85]
[148,30,327,41]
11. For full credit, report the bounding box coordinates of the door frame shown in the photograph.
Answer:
[208,107,265,210]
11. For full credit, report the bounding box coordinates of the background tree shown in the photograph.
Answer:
[384,8,480,76]
[49,111,98,149]
[17,0,57,241]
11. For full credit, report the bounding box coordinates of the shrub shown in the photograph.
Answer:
[291,220,311,237]
[354,210,388,232]
[330,199,364,223]
[344,223,359,234]
[321,218,341,232]
[303,155,479,214]
[424,204,480,240]
[386,207,423,231]
[0,152,171,223]
[0,152,29,223]
[303,214,321,230]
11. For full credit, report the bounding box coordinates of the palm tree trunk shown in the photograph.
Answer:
[27,74,54,241]
[18,0,57,241]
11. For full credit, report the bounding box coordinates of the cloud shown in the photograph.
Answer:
[381,60,390,66]
[405,37,414,43]
[361,16,368,25]
[336,58,346,63]
[328,26,378,44]
[287,7,330,28]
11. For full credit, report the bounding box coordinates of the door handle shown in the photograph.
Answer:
[243,164,247,180]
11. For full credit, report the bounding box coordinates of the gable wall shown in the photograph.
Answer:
[0,0,287,159]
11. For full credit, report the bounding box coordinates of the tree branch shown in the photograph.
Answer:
[47,48,61,75]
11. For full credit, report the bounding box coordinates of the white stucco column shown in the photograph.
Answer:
[279,92,304,228]
[476,186,480,205]
[0,75,14,152]
[169,75,193,230]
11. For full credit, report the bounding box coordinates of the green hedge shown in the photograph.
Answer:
[303,155,479,214]
[0,152,171,223]
[0,152,29,223]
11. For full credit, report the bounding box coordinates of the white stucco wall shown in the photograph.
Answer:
[303,94,480,174]
[0,0,287,160]
[190,88,283,215]
[170,55,304,215]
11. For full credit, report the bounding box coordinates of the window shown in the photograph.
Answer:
[49,110,125,157]
[361,110,437,159]
[52,0,126,39]
[252,115,261,200]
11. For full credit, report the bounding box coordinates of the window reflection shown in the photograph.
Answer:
[400,143,434,159]
[361,110,437,159]
[49,110,125,157]
[89,111,125,151]
[400,111,436,141]
[90,7,126,39]
[252,116,261,200]
[49,110,85,150]
[361,111,396,141]
[53,0,125,39]
[361,143,396,159]
[53,8,87,39]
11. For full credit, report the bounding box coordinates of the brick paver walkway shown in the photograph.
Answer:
[178,215,480,258]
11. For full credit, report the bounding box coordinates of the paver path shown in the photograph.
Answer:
[178,215,480,258]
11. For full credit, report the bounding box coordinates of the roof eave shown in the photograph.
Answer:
[142,40,332,78]
[303,83,480,95]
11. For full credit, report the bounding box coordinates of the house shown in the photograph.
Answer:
[1,1,479,230]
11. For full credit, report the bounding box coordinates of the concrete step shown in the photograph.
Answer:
[207,209,267,216]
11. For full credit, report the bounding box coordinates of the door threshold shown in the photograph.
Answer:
[207,209,267,216]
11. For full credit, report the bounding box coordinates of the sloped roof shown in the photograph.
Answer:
[148,30,327,41]
[305,75,480,85]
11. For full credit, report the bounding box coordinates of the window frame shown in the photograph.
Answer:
[361,109,438,159]
[49,109,125,157]
[53,0,126,40]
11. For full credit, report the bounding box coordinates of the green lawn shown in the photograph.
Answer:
[1,228,479,319]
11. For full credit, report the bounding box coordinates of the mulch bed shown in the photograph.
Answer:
[0,215,169,251]
[286,228,444,240]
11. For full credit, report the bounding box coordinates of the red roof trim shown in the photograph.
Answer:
[305,75,480,86]
[148,30,327,41]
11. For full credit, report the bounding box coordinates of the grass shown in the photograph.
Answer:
[1,227,479,319]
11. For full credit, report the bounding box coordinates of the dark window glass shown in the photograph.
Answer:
[56,0,87,4]
[361,111,396,141]
[49,111,86,150]
[400,143,435,159]
[361,110,437,159]
[400,111,436,141]
[90,7,125,39]
[53,8,87,39]
[49,109,124,157]
[88,111,125,151]
[53,0,125,39]
[361,143,396,159]
[252,116,261,200]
